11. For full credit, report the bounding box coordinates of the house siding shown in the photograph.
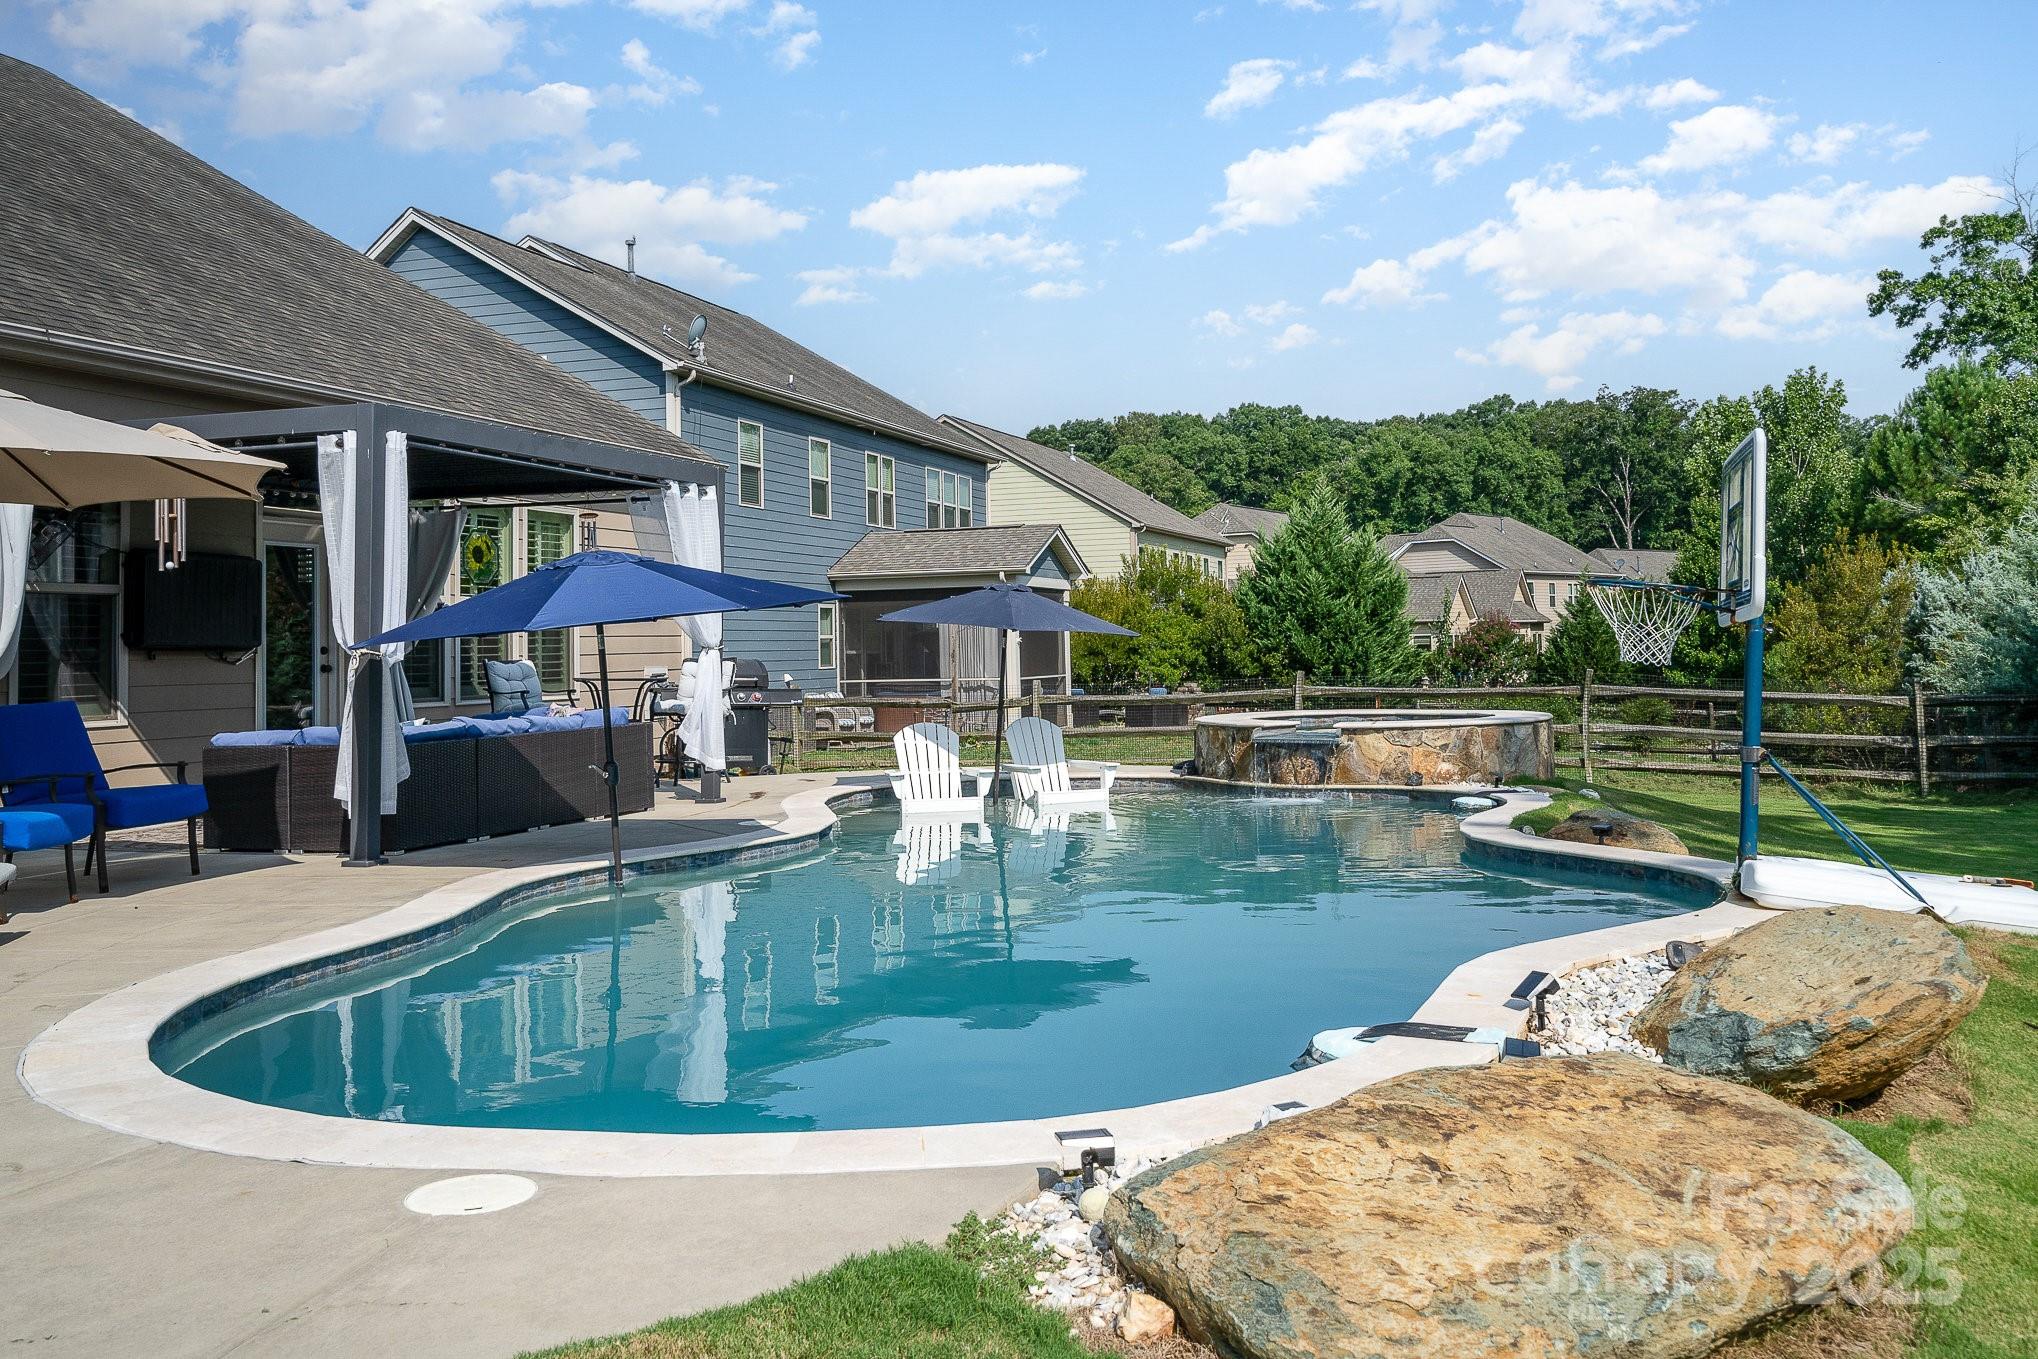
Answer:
[676,383,986,689]
[382,232,666,425]
[1134,528,1226,576]
[1397,541,1499,574]
[986,462,1134,579]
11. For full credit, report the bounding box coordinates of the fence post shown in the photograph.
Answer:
[1911,680,1930,796]
[1292,670,1304,710]
[1581,667,1595,785]
[1030,681,1041,719]
[789,699,804,770]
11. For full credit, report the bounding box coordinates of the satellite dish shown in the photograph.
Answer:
[686,314,708,346]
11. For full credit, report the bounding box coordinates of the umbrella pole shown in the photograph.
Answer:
[991,626,1009,802]
[597,623,623,885]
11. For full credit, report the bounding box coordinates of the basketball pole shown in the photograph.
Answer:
[1738,614,1764,863]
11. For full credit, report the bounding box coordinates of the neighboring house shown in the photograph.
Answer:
[1191,502,1290,583]
[369,209,1002,691]
[1402,572,1545,651]
[0,56,720,775]
[940,416,1228,580]
[1382,513,1612,647]
[1590,547,1679,582]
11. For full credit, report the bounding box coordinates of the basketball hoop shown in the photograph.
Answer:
[1586,579,1708,667]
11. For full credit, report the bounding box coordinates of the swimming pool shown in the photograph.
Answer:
[159,791,1703,1135]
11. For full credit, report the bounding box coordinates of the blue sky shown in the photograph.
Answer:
[4,1,2029,429]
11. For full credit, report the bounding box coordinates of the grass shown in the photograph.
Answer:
[1515,768,2038,880]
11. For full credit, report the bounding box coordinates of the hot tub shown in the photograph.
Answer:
[1194,708,1553,788]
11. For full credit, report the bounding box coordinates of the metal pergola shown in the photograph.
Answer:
[168,402,723,865]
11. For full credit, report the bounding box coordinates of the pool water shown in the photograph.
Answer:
[161,792,1701,1134]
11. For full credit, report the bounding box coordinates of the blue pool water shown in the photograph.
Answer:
[160,792,1704,1133]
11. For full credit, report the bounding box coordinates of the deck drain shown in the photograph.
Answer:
[403,1174,537,1217]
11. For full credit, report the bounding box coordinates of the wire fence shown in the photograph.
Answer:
[781,671,2038,791]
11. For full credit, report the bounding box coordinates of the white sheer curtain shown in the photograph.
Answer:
[0,503,30,678]
[663,482,726,772]
[318,430,411,816]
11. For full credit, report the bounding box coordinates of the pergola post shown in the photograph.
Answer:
[344,408,388,866]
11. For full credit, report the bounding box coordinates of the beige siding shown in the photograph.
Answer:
[986,462,1136,579]
[0,357,264,422]
[1220,540,1255,583]
[1397,541,1499,574]
[1134,529,1226,579]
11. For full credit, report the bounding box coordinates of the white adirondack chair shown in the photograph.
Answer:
[891,818,989,885]
[1004,716,1117,807]
[888,722,993,818]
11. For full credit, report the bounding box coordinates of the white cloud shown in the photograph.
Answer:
[1633,104,1778,176]
[1432,117,1523,182]
[754,2,820,69]
[1260,0,1326,10]
[1787,123,1860,166]
[494,170,807,289]
[852,163,1082,237]
[1015,47,1047,65]
[1198,309,1243,336]
[1243,299,1302,324]
[1323,256,1446,308]
[1205,58,1293,119]
[1469,309,1665,390]
[1715,268,1876,341]
[620,39,702,106]
[1455,178,1752,302]
[1641,77,1717,110]
[1513,0,1685,54]
[794,267,870,306]
[1024,280,1090,300]
[1269,322,1320,350]
[629,0,751,31]
[383,82,596,153]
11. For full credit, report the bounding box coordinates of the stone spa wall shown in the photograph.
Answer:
[1193,709,1554,788]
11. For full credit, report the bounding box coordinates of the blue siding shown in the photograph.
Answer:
[680,384,987,689]
[386,226,989,690]
[384,232,666,424]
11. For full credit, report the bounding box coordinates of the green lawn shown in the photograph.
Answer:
[1519,769,2038,880]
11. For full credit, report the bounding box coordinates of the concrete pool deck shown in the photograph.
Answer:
[3,771,1763,1356]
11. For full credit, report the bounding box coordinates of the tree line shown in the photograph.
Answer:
[1063,182,2038,697]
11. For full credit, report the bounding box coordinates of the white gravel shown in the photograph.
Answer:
[1536,951,1674,1060]
[997,1161,1165,1335]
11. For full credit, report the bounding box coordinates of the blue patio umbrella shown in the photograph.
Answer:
[879,581,1134,797]
[364,550,840,882]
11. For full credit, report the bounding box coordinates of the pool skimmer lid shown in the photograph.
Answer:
[404,1174,538,1217]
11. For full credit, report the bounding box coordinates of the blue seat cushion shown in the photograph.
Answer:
[293,726,342,746]
[210,729,303,747]
[96,783,208,829]
[449,713,532,738]
[402,720,476,744]
[0,804,94,851]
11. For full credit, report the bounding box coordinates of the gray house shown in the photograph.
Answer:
[368,211,1005,692]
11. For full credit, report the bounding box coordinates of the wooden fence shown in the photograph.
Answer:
[780,673,2038,791]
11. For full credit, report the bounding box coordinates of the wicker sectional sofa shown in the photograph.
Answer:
[202,716,654,854]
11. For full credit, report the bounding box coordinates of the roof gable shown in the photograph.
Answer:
[370,210,987,463]
[1193,501,1289,540]
[0,58,709,469]
[939,415,1228,546]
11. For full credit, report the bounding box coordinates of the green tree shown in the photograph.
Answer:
[1869,180,2038,373]
[1069,550,1257,690]
[1236,473,1418,683]
[1440,613,1534,685]
[1767,533,1918,694]
[1910,503,2038,693]
[1097,443,1215,515]
[1855,362,2038,562]
[1533,587,1632,684]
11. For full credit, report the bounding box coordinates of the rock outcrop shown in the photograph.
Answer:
[1542,806,1689,855]
[1635,904,1985,1103]
[1102,1054,1911,1359]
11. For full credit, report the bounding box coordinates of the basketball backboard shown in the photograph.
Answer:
[1718,428,1766,625]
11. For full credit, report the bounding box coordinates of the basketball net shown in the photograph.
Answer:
[1587,583,1702,667]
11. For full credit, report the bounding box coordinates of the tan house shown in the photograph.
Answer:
[940,416,1228,580]
[1382,513,1615,648]
[1190,502,1289,583]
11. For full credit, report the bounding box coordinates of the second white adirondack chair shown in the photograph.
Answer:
[1004,716,1117,807]
[888,722,993,817]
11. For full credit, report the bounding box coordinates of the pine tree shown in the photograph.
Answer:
[1237,473,1418,683]
[1534,587,1631,684]
[1911,502,2038,692]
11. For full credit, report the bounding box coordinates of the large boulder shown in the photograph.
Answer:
[1634,904,1985,1103]
[1103,1055,1910,1359]
[1542,807,1689,855]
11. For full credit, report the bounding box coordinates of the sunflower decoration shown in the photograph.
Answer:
[463,528,501,588]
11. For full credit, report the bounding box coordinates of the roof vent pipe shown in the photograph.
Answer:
[626,236,637,276]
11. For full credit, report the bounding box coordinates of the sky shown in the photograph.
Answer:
[3,1,2031,431]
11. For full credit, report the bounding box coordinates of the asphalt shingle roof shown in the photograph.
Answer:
[1591,547,1679,581]
[938,416,1228,546]
[1193,502,1290,540]
[0,57,710,469]
[1403,574,1459,624]
[393,213,985,461]
[830,525,1077,579]
[1450,569,1547,625]
[1380,513,1600,577]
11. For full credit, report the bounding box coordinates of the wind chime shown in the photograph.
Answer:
[153,497,187,569]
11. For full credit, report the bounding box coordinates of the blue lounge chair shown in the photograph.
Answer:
[0,790,95,908]
[0,701,209,893]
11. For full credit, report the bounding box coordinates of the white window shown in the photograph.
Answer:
[737,420,764,508]
[924,467,942,529]
[817,602,838,670]
[808,437,831,518]
[865,452,895,528]
[924,469,972,528]
[524,509,575,696]
[11,506,121,718]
